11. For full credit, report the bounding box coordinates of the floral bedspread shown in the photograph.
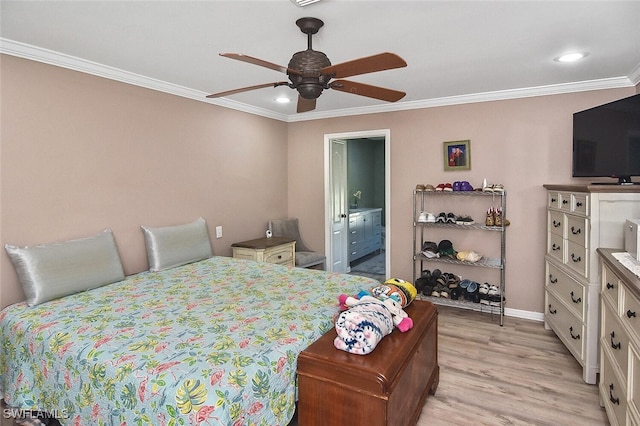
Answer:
[0,256,377,426]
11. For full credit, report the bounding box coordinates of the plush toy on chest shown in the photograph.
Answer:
[334,278,417,355]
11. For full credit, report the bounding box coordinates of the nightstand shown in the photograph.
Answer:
[231,237,296,267]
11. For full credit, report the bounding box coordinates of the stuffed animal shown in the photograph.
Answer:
[338,294,413,332]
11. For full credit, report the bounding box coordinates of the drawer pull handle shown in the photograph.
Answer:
[627,310,637,318]
[570,291,581,304]
[570,226,581,235]
[609,384,620,405]
[607,282,615,290]
[277,255,282,259]
[553,220,561,228]
[576,201,583,207]
[548,305,557,314]
[570,253,581,263]
[562,200,568,205]
[552,244,561,251]
[569,326,580,340]
[610,332,621,350]
[549,275,557,284]
[551,197,557,203]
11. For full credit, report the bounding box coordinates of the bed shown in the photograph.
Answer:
[0,255,378,425]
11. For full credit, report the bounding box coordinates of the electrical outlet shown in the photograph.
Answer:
[215,226,223,239]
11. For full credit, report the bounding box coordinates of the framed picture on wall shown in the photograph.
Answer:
[443,140,471,171]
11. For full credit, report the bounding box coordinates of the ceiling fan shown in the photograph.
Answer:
[206,17,407,113]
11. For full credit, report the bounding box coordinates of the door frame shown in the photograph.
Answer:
[323,129,391,276]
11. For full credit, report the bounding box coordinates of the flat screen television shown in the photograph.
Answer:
[572,93,640,184]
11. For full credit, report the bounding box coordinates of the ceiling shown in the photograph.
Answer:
[2,1,639,122]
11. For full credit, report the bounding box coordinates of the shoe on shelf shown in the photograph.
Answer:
[460,181,474,191]
[435,183,445,191]
[426,212,436,222]
[436,212,447,223]
[416,184,425,191]
[425,184,436,191]
[446,212,457,223]
[456,250,482,263]
[421,241,439,258]
[443,183,453,192]
[493,184,504,193]
[452,181,462,191]
[455,215,475,225]
[485,207,495,226]
[494,207,503,227]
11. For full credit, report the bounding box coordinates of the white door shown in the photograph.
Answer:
[330,139,348,273]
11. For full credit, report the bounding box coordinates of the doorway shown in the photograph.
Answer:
[324,129,390,281]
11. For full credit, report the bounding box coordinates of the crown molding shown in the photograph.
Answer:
[1,38,636,124]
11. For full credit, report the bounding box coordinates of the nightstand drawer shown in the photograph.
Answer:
[264,246,294,265]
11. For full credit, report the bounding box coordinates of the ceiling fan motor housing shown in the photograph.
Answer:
[288,50,331,99]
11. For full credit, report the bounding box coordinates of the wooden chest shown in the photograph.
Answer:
[297,300,439,426]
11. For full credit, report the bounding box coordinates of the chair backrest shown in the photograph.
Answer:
[268,218,311,252]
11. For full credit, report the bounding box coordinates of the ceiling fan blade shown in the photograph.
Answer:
[297,96,316,113]
[330,80,406,102]
[206,82,289,98]
[322,52,407,79]
[220,53,302,76]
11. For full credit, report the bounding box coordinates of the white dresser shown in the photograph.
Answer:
[348,208,382,262]
[599,248,640,425]
[544,184,640,384]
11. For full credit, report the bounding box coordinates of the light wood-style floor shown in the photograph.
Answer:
[417,305,608,425]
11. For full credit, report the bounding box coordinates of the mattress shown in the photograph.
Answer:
[0,256,377,425]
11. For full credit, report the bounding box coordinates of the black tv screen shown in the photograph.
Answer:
[572,93,640,184]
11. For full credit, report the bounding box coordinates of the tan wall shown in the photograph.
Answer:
[0,55,289,308]
[287,88,636,313]
[1,54,637,314]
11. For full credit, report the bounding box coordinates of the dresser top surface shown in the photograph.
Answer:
[544,184,640,193]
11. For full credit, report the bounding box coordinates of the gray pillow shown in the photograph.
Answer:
[141,217,213,272]
[5,229,125,306]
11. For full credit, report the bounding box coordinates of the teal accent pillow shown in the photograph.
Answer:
[5,229,125,306]
[141,217,213,272]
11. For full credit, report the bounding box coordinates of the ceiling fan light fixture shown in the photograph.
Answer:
[290,0,321,7]
[554,52,589,63]
[275,96,291,104]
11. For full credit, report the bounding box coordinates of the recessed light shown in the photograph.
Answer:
[275,96,291,104]
[554,52,589,63]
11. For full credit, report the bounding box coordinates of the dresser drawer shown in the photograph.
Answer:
[602,262,622,313]
[602,301,630,381]
[566,214,588,247]
[264,246,294,265]
[566,240,588,278]
[623,287,640,344]
[546,261,586,321]
[548,210,564,237]
[630,346,640,422]
[546,291,585,361]
[601,350,628,426]
[547,191,562,209]
[559,192,572,212]
[571,193,589,216]
[548,233,564,262]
